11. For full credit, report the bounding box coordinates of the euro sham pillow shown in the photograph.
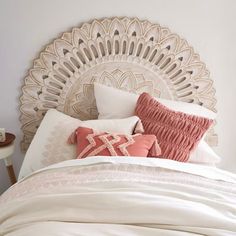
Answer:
[135,93,214,162]
[69,126,161,158]
[94,82,217,120]
[18,109,142,179]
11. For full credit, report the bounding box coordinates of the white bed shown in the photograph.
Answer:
[1,17,235,236]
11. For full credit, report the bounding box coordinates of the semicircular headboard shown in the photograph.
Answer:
[20,17,218,151]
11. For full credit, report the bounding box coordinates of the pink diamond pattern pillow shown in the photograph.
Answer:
[69,127,161,158]
[135,93,213,162]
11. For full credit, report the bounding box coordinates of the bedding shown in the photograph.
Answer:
[69,126,161,158]
[13,16,229,236]
[1,157,236,236]
[135,92,213,162]
[18,109,141,180]
[94,83,219,165]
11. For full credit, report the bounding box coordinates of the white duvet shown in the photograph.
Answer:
[1,156,236,236]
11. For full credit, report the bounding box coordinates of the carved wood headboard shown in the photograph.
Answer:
[20,17,217,151]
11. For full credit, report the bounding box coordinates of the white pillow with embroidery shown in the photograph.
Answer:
[18,109,141,179]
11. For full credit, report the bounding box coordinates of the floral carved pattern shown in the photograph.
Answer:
[69,69,161,120]
[20,17,218,151]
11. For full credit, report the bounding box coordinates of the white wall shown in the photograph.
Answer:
[0,0,236,194]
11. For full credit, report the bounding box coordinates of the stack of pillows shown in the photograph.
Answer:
[18,82,220,179]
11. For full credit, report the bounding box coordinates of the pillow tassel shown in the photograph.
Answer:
[67,130,77,144]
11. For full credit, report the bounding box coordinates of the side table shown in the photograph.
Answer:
[0,133,17,184]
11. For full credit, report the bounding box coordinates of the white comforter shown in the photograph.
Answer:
[1,157,236,236]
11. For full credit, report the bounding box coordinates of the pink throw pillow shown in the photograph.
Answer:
[135,93,213,162]
[70,127,161,158]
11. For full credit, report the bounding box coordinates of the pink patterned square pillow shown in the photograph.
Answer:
[135,93,213,162]
[69,127,161,158]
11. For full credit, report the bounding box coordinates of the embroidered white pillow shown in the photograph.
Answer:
[18,109,141,179]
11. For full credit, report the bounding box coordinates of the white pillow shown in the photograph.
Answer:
[189,140,221,165]
[94,83,217,119]
[94,83,219,165]
[18,109,140,179]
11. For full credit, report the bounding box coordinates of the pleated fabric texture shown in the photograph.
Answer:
[135,93,213,162]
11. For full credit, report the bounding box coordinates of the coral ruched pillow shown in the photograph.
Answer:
[135,93,213,162]
[69,127,161,158]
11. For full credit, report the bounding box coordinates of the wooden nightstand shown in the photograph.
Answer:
[0,133,17,184]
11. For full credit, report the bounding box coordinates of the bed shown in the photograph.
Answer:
[0,17,235,236]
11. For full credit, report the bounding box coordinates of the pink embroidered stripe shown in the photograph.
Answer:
[135,93,213,162]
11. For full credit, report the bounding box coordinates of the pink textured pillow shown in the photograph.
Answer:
[135,93,213,162]
[70,127,161,158]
